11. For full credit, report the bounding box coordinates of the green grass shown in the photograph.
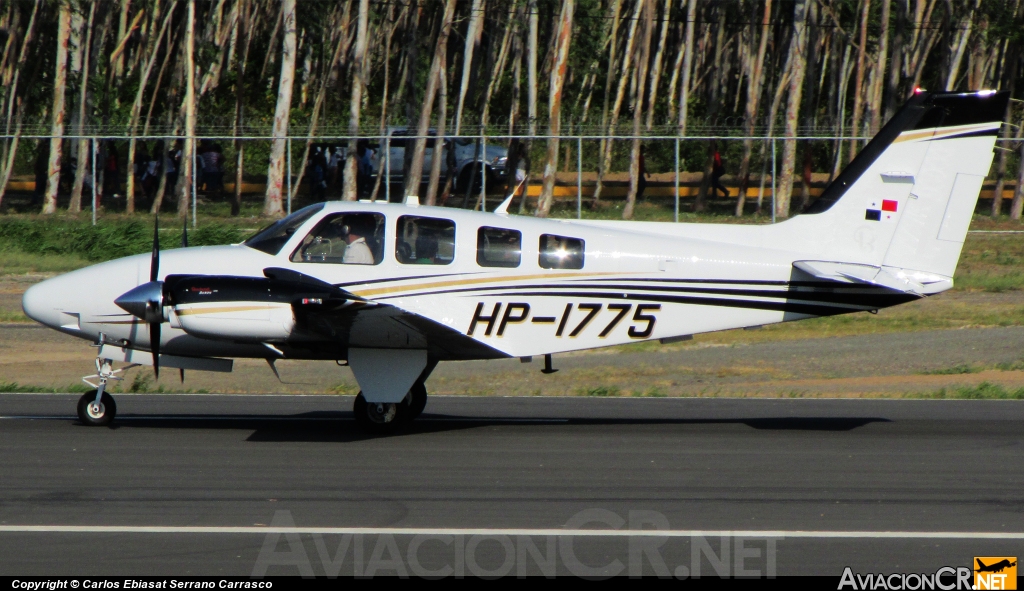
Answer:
[918,382,1024,400]
[0,250,93,274]
[923,364,983,375]
[0,309,29,322]
[0,381,91,393]
[577,385,621,396]
[0,216,250,263]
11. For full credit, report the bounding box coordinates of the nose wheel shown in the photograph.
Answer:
[77,390,117,426]
[77,356,133,427]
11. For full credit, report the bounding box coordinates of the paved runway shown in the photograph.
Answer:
[1,394,1022,577]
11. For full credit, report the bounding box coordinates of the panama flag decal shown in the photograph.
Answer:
[865,199,899,222]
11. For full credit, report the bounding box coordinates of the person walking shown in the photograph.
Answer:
[711,149,729,198]
[637,145,650,201]
[104,143,121,200]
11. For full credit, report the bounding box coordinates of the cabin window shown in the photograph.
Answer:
[396,216,456,265]
[244,203,325,255]
[290,212,385,265]
[477,227,522,268]
[539,234,584,270]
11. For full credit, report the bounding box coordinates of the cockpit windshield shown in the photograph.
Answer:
[243,203,325,255]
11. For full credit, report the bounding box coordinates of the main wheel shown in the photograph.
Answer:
[408,382,427,419]
[77,390,117,426]
[353,392,407,434]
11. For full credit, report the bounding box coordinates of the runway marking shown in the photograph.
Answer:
[0,526,1022,539]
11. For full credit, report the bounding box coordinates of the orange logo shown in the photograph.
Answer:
[974,557,1017,590]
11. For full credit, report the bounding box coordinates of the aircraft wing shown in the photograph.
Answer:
[166,268,505,361]
[290,297,507,360]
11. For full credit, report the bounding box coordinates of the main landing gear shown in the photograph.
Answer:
[77,357,135,426]
[353,382,428,434]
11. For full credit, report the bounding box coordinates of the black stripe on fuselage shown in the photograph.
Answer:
[489,290,917,317]
[371,280,917,310]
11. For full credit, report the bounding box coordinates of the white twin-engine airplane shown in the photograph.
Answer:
[21,90,1008,432]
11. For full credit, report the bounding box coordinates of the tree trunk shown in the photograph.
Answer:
[677,0,698,135]
[69,1,96,214]
[694,9,726,213]
[945,0,982,91]
[736,0,773,217]
[342,0,369,202]
[624,0,653,220]
[868,0,891,135]
[114,0,131,80]
[453,0,484,136]
[535,0,574,218]
[848,0,871,163]
[425,52,447,206]
[404,0,456,203]
[231,0,252,216]
[592,0,643,207]
[480,10,514,129]
[0,0,39,210]
[590,0,622,207]
[1011,136,1024,220]
[776,0,808,220]
[992,47,1019,218]
[526,0,538,136]
[644,0,672,131]
[264,0,297,217]
[175,0,197,220]
[125,5,175,215]
[369,1,403,203]
[43,4,72,215]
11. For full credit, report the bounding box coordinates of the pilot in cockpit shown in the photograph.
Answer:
[341,216,375,265]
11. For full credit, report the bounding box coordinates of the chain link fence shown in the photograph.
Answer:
[1,131,1016,226]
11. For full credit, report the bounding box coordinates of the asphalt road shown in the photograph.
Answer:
[1,394,1022,577]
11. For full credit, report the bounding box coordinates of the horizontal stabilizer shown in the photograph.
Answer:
[793,260,951,296]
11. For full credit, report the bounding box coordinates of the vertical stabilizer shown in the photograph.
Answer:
[778,90,1007,291]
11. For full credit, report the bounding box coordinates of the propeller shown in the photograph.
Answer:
[114,217,166,378]
[148,218,161,377]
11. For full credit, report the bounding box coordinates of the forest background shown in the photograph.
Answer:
[1,0,1023,223]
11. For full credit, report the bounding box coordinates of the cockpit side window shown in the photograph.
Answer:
[243,203,325,255]
[477,227,522,268]
[539,234,584,270]
[396,216,455,265]
[290,212,385,265]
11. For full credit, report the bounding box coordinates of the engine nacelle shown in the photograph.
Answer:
[167,273,346,342]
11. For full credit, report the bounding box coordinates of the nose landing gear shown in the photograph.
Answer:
[77,357,136,426]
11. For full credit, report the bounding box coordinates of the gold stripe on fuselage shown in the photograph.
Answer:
[350,271,626,299]
[175,304,283,316]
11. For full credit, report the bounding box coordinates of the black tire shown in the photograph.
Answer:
[77,390,116,426]
[353,392,407,434]
[408,382,427,419]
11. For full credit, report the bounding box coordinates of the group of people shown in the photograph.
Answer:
[305,141,375,201]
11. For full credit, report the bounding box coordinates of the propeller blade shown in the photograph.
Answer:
[151,217,160,283]
[181,216,188,248]
[149,321,160,379]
